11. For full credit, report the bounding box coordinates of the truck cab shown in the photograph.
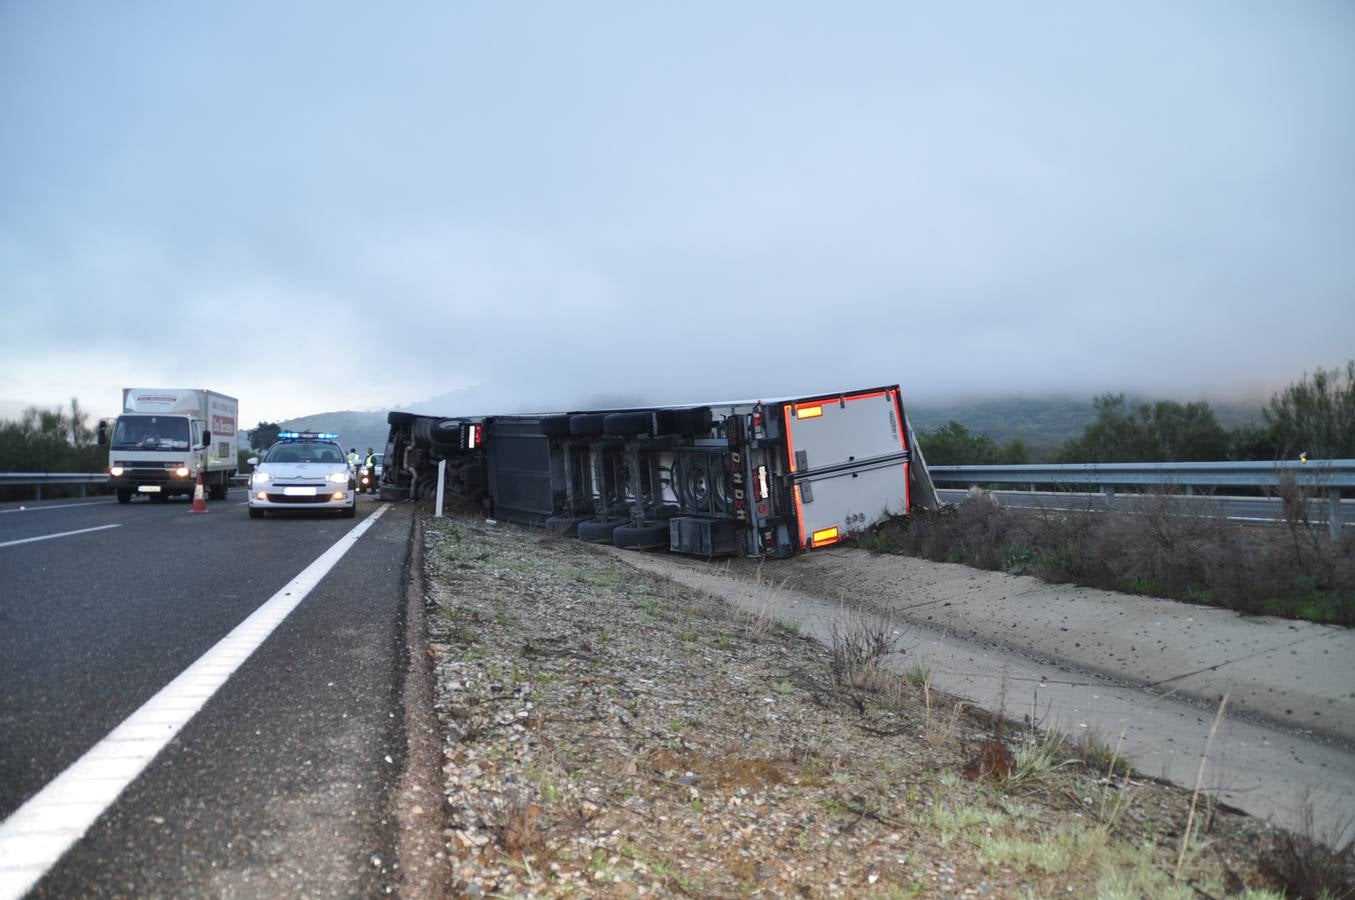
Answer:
[99,388,238,503]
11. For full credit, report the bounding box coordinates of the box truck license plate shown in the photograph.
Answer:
[283,486,317,497]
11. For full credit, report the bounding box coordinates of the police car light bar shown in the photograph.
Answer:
[278,431,339,440]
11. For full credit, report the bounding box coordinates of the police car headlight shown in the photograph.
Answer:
[110,466,124,477]
[327,472,348,484]
[252,472,271,484]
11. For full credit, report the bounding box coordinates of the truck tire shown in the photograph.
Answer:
[544,514,587,536]
[116,489,132,504]
[540,415,572,437]
[673,407,714,435]
[612,521,670,550]
[577,518,626,543]
[387,411,418,426]
[379,485,405,502]
[603,411,656,436]
[569,413,608,436]
[209,477,228,501]
[249,507,263,519]
[414,475,439,499]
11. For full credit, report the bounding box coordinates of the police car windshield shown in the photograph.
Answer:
[265,442,344,464]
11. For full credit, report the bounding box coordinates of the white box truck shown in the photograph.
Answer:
[98,388,239,504]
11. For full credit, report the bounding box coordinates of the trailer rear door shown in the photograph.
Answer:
[783,388,911,550]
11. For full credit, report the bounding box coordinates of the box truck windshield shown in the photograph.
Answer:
[111,416,191,450]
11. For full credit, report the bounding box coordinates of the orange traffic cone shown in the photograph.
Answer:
[189,471,210,514]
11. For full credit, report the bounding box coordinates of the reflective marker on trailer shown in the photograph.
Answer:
[755,465,769,500]
[795,405,823,419]
[810,526,840,548]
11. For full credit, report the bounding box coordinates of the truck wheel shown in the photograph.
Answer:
[545,515,586,536]
[540,415,572,437]
[209,478,228,501]
[116,490,132,504]
[577,518,626,543]
[673,407,714,435]
[612,521,670,550]
[603,411,655,436]
[387,411,418,426]
[569,413,608,436]
[249,507,263,519]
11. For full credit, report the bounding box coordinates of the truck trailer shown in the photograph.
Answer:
[98,388,238,503]
[378,385,936,558]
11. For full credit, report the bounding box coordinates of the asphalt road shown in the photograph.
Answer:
[936,487,1355,525]
[0,491,415,897]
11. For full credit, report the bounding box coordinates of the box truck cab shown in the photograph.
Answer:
[99,388,238,504]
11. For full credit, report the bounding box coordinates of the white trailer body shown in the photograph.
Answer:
[102,388,239,503]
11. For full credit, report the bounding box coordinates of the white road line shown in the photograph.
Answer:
[0,524,122,549]
[0,500,117,515]
[0,504,390,899]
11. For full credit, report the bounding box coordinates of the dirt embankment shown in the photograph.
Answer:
[406,513,1342,898]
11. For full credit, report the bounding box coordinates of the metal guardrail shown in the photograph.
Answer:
[929,459,1353,537]
[0,472,110,500]
[928,459,1355,489]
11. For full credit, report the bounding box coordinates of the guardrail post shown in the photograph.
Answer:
[1103,485,1114,511]
[435,459,447,518]
[34,484,42,502]
[1330,488,1342,542]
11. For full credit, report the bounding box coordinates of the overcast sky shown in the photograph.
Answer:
[2,2,1352,427]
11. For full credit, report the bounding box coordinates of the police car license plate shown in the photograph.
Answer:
[137,485,161,493]
[283,487,317,497]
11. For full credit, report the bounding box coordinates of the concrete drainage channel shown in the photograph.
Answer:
[608,547,1355,844]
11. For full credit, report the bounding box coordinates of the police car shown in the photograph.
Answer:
[247,432,357,519]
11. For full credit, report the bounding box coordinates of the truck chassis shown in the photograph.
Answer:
[377,386,935,558]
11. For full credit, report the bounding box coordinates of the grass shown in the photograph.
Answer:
[862,491,1355,625]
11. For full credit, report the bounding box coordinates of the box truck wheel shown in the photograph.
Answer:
[387,411,418,426]
[116,489,132,504]
[209,478,227,501]
[577,518,626,543]
[612,521,670,550]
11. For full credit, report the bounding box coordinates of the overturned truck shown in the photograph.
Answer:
[379,385,936,558]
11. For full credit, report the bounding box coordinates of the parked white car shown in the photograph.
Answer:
[247,432,356,519]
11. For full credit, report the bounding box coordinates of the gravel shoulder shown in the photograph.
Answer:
[412,512,1316,898]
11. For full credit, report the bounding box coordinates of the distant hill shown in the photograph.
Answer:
[907,395,1265,459]
[236,410,391,454]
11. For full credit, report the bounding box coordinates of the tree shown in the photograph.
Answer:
[1058,394,1228,462]
[918,421,1029,466]
[0,399,104,472]
[1262,360,1355,459]
[248,422,281,451]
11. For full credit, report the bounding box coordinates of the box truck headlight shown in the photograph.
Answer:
[252,472,270,484]
[326,472,348,484]
[109,466,124,477]
[174,466,191,477]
